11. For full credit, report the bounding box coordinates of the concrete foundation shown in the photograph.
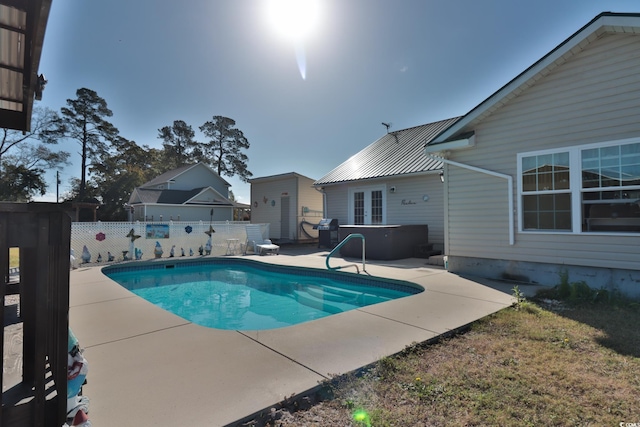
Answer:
[447,256,640,299]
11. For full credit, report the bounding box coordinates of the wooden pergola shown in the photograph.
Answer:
[0,1,65,426]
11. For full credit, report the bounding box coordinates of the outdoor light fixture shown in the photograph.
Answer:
[439,171,445,183]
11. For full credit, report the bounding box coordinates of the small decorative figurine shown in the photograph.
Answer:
[81,246,91,264]
[154,241,163,258]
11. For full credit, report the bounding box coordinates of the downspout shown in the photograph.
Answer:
[314,185,327,218]
[426,154,515,246]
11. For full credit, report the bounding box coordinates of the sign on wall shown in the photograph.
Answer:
[146,224,170,239]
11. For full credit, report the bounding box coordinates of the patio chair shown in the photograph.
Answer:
[244,224,279,255]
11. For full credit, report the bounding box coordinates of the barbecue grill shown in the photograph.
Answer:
[314,218,339,248]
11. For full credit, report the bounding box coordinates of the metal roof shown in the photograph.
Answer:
[314,117,460,186]
[0,0,51,131]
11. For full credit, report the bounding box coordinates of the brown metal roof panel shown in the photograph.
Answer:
[0,27,24,69]
[0,67,23,104]
[0,3,26,27]
[0,0,52,131]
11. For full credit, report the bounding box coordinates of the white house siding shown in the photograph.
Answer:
[322,174,444,249]
[143,205,232,222]
[446,33,640,285]
[385,174,444,248]
[323,184,349,225]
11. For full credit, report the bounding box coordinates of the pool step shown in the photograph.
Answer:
[292,290,345,314]
[305,285,359,303]
[302,285,391,307]
[310,284,393,304]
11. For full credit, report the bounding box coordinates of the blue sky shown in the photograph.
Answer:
[34,0,640,204]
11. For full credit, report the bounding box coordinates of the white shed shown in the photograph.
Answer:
[314,120,458,258]
[249,172,322,242]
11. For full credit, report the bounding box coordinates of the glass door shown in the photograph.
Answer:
[350,186,385,225]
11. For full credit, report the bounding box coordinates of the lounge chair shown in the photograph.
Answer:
[244,224,279,255]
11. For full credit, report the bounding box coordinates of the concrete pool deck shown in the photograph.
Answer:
[69,246,531,426]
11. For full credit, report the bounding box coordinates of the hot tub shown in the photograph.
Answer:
[338,224,429,260]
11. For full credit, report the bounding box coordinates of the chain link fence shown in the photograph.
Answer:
[70,221,267,265]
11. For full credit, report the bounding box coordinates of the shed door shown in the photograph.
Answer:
[280,196,290,240]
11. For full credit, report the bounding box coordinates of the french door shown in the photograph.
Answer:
[349,186,385,225]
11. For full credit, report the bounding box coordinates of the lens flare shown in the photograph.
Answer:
[353,409,371,426]
[266,0,320,42]
[295,42,306,80]
[265,0,321,80]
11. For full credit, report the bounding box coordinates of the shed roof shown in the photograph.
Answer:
[314,117,460,186]
[249,172,316,184]
[0,0,51,131]
[429,12,640,146]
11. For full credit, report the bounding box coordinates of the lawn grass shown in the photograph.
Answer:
[279,295,640,426]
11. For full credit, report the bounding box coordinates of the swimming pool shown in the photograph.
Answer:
[102,258,422,330]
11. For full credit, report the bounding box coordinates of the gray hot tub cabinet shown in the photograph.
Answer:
[338,224,429,260]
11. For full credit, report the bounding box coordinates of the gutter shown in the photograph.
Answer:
[425,154,515,246]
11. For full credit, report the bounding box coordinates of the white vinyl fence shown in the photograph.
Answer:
[70,221,268,265]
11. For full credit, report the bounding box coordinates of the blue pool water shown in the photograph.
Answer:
[102,259,422,330]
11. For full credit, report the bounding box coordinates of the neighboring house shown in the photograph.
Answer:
[249,172,322,242]
[314,118,459,255]
[425,12,640,297]
[128,163,236,222]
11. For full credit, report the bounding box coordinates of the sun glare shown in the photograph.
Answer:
[266,0,321,43]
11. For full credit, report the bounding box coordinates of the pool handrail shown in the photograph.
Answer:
[326,233,367,274]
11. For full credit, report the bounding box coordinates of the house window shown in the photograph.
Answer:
[582,142,640,232]
[518,138,640,234]
[348,185,386,225]
[521,152,571,231]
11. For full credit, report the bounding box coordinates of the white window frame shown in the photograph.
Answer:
[517,136,640,235]
[348,184,386,225]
